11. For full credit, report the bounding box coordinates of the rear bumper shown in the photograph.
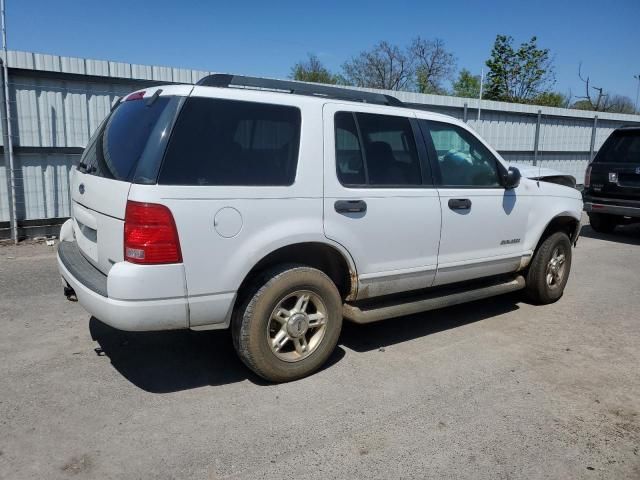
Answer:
[57,240,189,331]
[584,195,640,218]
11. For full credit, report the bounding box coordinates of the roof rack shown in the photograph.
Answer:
[196,74,405,107]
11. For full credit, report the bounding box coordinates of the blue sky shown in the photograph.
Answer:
[8,0,640,101]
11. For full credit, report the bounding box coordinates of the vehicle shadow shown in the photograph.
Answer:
[89,293,522,392]
[340,293,521,352]
[89,317,345,393]
[579,223,640,246]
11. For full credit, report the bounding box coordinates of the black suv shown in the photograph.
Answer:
[584,126,640,233]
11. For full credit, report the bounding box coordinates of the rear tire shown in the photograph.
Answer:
[525,232,572,304]
[588,212,617,233]
[232,264,343,382]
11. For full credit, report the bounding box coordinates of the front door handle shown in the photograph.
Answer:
[335,200,367,214]
[448,198,472,210]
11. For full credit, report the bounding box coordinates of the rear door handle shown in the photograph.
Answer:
[335,200,367,214]
[448,198,472,210]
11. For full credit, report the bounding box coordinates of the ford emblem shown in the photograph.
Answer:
[78,183,85,195]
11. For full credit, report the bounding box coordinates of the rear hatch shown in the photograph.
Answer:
[587,128,640,200]
[71,86,188,274]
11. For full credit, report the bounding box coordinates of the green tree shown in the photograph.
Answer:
[452,69,481,98]
[534,91,569,107]
[290,54,339,84]
[484,35,555,103]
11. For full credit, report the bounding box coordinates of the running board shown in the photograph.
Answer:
[343,275,526,324]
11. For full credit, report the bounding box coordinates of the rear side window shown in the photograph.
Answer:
[595,130,640,163]
[334,112,422,187]
[78,95,175,182]
[159,98,301,186]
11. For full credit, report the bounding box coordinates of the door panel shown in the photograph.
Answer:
[435,188,529,285]
[322,104,442,299]
[419,119,529,286]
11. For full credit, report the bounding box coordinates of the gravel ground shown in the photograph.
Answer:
[1,224,639,480]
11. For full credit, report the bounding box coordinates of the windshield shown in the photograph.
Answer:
[78,94,179,183]
[595,130,640,164]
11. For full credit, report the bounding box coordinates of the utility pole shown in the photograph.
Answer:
[477,67,484,121]
[634,74,640,114]
[1,0,17,243]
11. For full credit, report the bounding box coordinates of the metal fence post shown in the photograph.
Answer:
[1,0,16,243]
[463,102,468,123]
[533,110,542,166]
[0,57,16,243]
[589,115,598,161]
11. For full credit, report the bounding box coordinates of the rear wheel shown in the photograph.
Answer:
[232,264,343,382]
[525,232,572,304]
[588,212,618,233]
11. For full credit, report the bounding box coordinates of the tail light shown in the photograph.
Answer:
[124,201,182,264]
[584,164,592,188]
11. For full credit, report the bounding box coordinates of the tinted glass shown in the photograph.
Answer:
[78,96,172,182]
[595,130,640,164]
[356,113,422,186]
[159,98,301,186]
[335,112,421,187]
[335,112,366,185]
[426,122,501,187]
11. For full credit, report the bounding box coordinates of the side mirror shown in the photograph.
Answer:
[503,166,521,189]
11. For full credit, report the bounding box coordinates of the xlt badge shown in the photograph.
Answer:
[500,238,521,245]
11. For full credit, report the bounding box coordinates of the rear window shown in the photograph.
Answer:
[78,94,179,182]
[158,98,301,186]
[595,130,640,164]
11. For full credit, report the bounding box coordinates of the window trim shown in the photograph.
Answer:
[419,119,506,190]
[333,111,433,189]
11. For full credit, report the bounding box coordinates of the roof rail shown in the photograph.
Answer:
[196,74,405,107]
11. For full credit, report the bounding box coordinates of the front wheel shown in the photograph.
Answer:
[525,232,572,304]
[232,264,343,382]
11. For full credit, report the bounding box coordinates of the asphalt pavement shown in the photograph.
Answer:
[1,224,639,479]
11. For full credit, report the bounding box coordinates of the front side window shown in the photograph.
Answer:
[159,98,301,186]
[424,121,501,188]
[334,112,422,187]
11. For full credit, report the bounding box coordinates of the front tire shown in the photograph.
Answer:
[232,264,343,382]
[525,232,572,304]
[588,212,617,233]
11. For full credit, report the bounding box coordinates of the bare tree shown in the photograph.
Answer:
[574,63,636,113]
[341,41,413,90]
[575,63,608,111]
[410,37,456,94]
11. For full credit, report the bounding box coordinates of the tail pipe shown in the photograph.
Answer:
[63,285,78,302]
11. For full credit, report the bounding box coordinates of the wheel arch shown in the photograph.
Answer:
[534,214,581,254]
[233,241,358,310]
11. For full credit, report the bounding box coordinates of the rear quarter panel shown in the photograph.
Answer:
[128,96,339,327]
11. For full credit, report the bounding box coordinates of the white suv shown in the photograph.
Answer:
[57,75,583,382]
